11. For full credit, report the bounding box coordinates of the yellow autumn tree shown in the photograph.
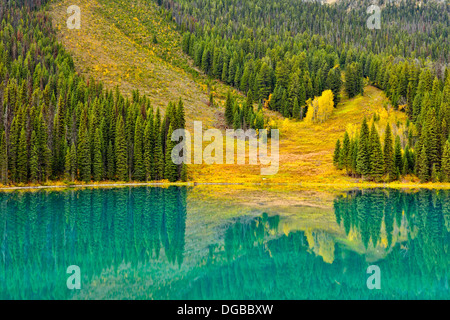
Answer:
[305,90,334,123]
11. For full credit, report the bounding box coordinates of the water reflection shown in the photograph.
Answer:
[0,187,449,299]
[168,189,449,299]
[0,187,187,299]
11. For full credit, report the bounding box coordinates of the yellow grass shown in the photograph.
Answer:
[189,85,409,183]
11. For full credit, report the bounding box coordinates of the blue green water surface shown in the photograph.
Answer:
[0,187,448,299]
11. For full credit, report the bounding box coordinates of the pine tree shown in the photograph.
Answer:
[292,97,300,119]
[106,141,114,180]
[133,116,145,181]
[369,123,384,182]
[356,118,371,177]
[246,90,253,109]
[340,131,351,173]
[77,125,91,183]
[29,131,39,183]
[225,91,234,126]
[176,99,186,129]
[233,109,241,129]
[441,140,450,182]
[0,131,7,184]
[64,145,71,181]
[143,120,154,181]
[92,128,103,181]
[417,144,429,183]
[424,108,439,172]
[115,114,128,181]
[154,114,165,180]
[394,135,403,177]
[383,123,395,181]
[17,128,28,183]
[256,62,272,102]
[333,139,341,167]
[326,66,342,105]
[164,125,178,182]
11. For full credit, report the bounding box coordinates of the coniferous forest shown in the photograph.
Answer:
[163,0,450,183]
[1,0,450,184]
[0,0,187,184]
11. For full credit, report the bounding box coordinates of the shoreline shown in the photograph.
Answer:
[1,180,450,191]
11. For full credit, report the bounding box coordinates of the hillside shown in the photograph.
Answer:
[49,0,241,129]
[46,0,411,185]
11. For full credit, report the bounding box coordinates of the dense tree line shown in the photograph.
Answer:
[0,3,186,184]
[334,118,414,182]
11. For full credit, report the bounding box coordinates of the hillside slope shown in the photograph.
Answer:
[48,0,409,184]
[49,0,240,128]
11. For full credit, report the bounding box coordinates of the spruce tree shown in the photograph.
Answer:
[133,116,145,181]
[341,131,351,173]
[292,97,300,119]
[225,91,234,126]
[0,131,7,184]
[417,144,429,183]
[394,135,403,177]
[17,128,28,183]
[92,128,103,181]
[154,114,165,180]
[383,123,395,180]
[115,114,128,181]
[106,141,114,180]
[369,123,384,182]
[143,120,154,181]
[441,140,450,182]
[29,131,39,183]
[333,139,341,168]
[78,125,91,183]
[356,118,371,177]
[164,125,178,182]
[64,145,71,181]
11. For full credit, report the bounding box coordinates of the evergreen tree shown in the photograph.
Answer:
[417,144,429,183]
[17,128,28,183]
[292,97,300,119]
[143,120,154,180]
[106,141,114,180]
[441,140,450,182]
[154,113,165,180]
[225,91,234,126]
[92,128,103,181]
[340,131,351,173]
[394,135,403,177]
[77,125,91,183]
[369,123,384,182]
[133,116,145,181]
[115,114,128,181]
[29,131,39,183]
[356,118,371,177]
[333,139,341,167]
[164,125,178,182]
[383,123,395,181]
[0,132,7,184]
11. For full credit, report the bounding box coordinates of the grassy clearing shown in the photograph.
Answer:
[190,85,409,183]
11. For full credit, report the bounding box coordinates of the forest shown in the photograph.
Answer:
[1,0,450,184]
[0,0,188,184]
[160,0,450,182]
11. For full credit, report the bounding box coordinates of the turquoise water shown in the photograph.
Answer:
[0,187,448,299]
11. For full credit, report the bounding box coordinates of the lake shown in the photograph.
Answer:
[0,186,448,299]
